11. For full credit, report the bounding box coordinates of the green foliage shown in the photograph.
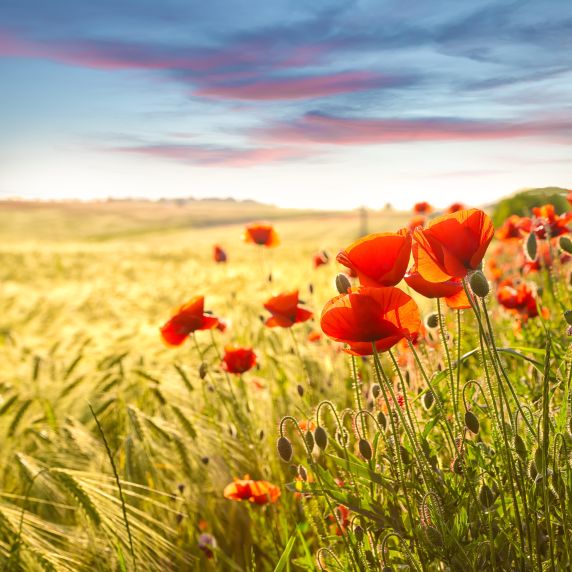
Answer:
[492,186,569,226]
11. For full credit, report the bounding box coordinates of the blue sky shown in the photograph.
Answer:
[0,0,571,209]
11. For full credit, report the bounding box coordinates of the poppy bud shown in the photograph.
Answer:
[560,236,572,255]
[377,411,387,431]
[177,483,185,494]
[199,362,208,379]
[372,384,381,398]
[297,384,304,397]
[289,464,298,475]
[525,232,537,261]
[298,465,308,481]
[423,390,434,410]
[305,430,314,452]
[528,459,538,480]
[534,446,546,473]
[314,426,328,450]
[267,273,273,283]
[400,445,411,465]
[469,271,489,298]
[464,410,480,434]
[308,283,314,294]
[564,310,572,326]
[425,313,439,329]
[514,434,527,460]
[478,483,495,509]
[277,436,293,462]
[201,456,209,465]
[258,429,265,440]
[176,513,184,524]
[335,273,351,294]
[451,455,463,474]
[358,439,373,461]
[354,525,364,543]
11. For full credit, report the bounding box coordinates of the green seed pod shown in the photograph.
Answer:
[564,310,572,326]
[425,313,439,329]
[525,232,538,261]
[277,436,293,462]
[305,430,314,451]
[534,446,546,473]
[377,411,387,431]
[478,484,496,509]
[451,455,463,474]
[469,270,489,298]
[359,439,373,460]
[372,384,381,399]
[335,273,351,294]
[560,235,572,254]
[514,434,527,460]
[464,410,480,434]
[423,390,434,410]
[314,426,328,450]
[528,459,538,480]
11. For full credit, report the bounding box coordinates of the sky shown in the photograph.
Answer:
[0,0,571,210]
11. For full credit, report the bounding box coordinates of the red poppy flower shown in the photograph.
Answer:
[412,208,495,282]
[336,229,411,287]
[313,251,329,268]
[496,215,528,241]
[221,346,257,374]
[216,318,229,333]
[329,504,350,536]
[404,265,470,310]
[242,222,280,247]
[320,286,420,356]
[307,330,322,343]
[213,244,227,263]
[408,215,426,233]
[529,204,572,239]
[264,290,313,328]
[413,201,433,215]
[496,279,540,319]
[447,202,466,213]
[160,296,219,346]
[223,475,280,505]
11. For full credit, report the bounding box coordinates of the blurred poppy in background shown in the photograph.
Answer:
[223,476,280,505]
[242,222,280,247]
[313,250,329,268]
[160,296,219,346]
[221,346,257,374]
[264,290,313,327]
[413,201,433,215]
[213,244,227,263]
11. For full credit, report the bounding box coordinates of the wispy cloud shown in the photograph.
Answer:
[113,143,318,167]
[253,112,572,145]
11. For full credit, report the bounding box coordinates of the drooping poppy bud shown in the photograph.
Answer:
[314,426,328,450]
[277,436,293,462]
[335,273,352,294]
[469,271,489,298]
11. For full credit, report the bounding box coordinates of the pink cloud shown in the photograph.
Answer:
[194,71,396,100]
[115,144,317,167]
[254,113,572,145]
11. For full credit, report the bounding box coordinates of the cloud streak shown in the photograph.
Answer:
[114,143,318,167]
[253,112,572,145]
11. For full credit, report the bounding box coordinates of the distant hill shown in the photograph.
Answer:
[492,186,569,226]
